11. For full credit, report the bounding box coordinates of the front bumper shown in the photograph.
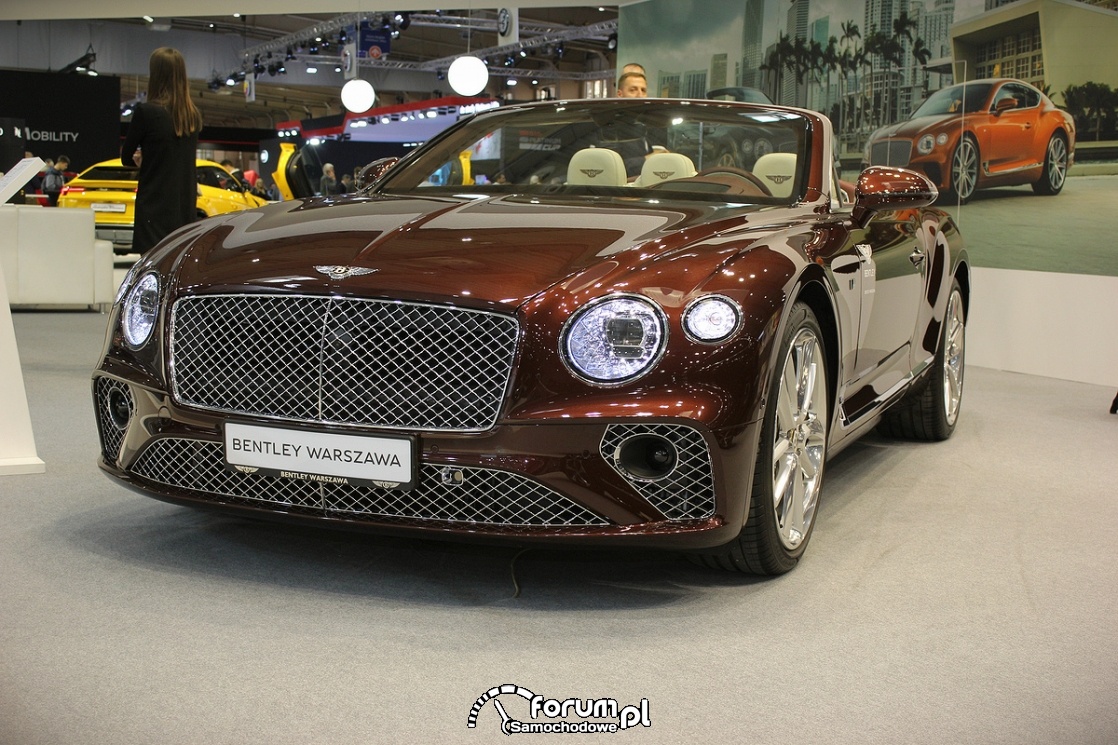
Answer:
[93,372,760,550]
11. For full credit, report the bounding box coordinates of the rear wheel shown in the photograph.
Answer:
[1032,133,1068,195]
[949,135,979,204]
[878,280,966,441]
[691,302,828,574]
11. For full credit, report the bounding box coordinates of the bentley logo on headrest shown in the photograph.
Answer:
[314,265,379,280]
[653,170,676,179]
[766,174,792,184]
[579,168,604,178]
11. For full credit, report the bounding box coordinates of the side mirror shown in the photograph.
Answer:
[851,166,938,227]
[355,157,400,190]
[995,97,1018,114]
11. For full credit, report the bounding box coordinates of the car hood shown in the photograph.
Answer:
[170,192,777,311]
[872,115,956,139]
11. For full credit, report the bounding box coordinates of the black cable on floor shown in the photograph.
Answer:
[508,548,531,598]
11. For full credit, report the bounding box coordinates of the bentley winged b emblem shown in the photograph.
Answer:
[314,265,379,280]
[579,168,604,179]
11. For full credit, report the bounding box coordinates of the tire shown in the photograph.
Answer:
[691,302,829,574]
[949,135,979,204]
[1032,133,1068,196]
[878,280,966,441]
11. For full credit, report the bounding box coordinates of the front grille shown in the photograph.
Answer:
[869,140,912,167]
[600,424,716,520]
[131,438,609,527]
[94,377,133,464]
[170,295,519,432]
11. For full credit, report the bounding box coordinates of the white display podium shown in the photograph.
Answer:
[0,156,46,475]
[0,260,46,475]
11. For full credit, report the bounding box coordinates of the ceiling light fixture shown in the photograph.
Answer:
[341,78,376,113]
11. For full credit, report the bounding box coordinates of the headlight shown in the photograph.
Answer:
[121,272,160,349]
[936,133,949,146]
[114,261,142,304]
[683,295,742,343]
[562,295,668,384]
[917,134,936,155]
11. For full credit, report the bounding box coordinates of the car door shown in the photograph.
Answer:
[981,82,1038,174]
[844,208,926,413]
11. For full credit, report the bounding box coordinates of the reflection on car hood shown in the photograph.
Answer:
[171,193,777,310]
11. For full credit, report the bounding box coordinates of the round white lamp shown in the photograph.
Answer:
[341,79,376,113]
[447,55,489,97]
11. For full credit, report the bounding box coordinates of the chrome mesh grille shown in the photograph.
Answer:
[869,140,912,167]
[131,438,608,527]
[169,295,519,432]
[600,424,716,520]
[94,377,133,465]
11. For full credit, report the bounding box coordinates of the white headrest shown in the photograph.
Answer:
[567,148,627,186]
[752,153,798,199]
[634,152,697,187]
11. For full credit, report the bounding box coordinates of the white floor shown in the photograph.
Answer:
[1,310,1116,745]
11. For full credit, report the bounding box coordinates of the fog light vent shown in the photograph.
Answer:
[614,434,678,482]
[600,423,715,520]
[94,377,135,463]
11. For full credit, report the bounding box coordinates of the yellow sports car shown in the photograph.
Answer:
[58,158,267,254]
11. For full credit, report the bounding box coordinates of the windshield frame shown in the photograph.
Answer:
[372,100,812,206]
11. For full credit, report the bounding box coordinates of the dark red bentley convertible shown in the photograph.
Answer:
[94,98,969,574]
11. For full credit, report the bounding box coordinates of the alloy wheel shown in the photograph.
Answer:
[771,327,827,550]
[1046,137,1068,193]
[952,138,978,202]
[942,290,965,427]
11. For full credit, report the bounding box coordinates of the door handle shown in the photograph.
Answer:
[909,246,926,267]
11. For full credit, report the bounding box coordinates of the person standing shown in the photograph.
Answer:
[121,47,203,254]
[616,71,648,98]
[318,163,338,196]
[42,155,70,206]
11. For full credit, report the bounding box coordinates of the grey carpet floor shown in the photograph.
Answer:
[2,311,1116,745]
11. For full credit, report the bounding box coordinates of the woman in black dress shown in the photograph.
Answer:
[121,47,203,254]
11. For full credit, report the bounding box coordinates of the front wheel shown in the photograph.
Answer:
[1032,133,1068,195]
[878,280,966,440]
[690,302,829,575]
[949,135,979,204]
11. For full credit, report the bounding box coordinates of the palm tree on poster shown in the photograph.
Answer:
[891,11,920,119]
[839,21,861,136]
[911,37,932,101]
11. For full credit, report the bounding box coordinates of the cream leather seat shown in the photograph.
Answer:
[752,153,798,199]
[566,147,627,186]
[632,152,697,187]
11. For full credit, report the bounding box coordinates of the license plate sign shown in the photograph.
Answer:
[91,203,127,213]
[224,422,414,489]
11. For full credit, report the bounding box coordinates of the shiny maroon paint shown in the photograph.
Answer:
[93,100,969,552]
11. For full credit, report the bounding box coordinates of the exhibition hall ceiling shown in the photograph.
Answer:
[1,4,622,127]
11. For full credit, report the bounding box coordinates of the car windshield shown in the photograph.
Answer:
[911,83,993,118]
[375,101,810,205]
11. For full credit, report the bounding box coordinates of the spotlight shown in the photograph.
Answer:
[607,33,618,51]
[306,63,318,74]
[285,47,295,61]
[555,43,565,59]
[395,12,411,30]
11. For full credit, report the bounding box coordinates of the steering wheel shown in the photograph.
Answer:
[694,166,772,196]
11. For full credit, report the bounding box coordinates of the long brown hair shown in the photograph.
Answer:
[147,47,203,137]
